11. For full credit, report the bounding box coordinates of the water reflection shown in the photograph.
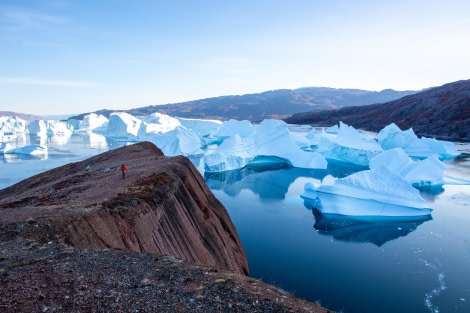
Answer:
[205,166,327,199]
[308,205,432,246]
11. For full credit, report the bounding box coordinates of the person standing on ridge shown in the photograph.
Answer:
[120,163,127,179]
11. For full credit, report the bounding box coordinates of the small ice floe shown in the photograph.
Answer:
[1,144,48,156]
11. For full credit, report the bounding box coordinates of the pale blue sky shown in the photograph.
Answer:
[1,0,469,115]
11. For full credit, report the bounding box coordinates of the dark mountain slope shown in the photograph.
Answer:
[285,79,470,141]
[70,87,416,121]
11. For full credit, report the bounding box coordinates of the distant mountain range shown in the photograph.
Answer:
[284,79,470,142]
[0,111,42,121]
[69,87,416,121]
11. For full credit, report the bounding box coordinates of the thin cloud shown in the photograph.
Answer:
[0,6,67,30]
[0,77,95,87]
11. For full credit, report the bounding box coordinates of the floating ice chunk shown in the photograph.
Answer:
[370,148,470,187]
[326,124,339,134]
[68,113,109,132]
[205,119,327,172]
[2,144,48,156]
[45,120,73,136]
[105,112,141,138]
[0,116,27,135]
[317,122,383,166]
[301,166,432,216]
[27,120,48,135]
[139,112,181,133]
[305,128,324,146]
[142,126,204,156]
[135,113,203,156]
[378,123,460,159]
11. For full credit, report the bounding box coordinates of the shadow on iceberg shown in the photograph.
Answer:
[309,205,432,246]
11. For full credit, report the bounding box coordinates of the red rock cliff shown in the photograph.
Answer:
[0,141,248,275]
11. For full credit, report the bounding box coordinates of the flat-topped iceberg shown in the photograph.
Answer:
[378,123,460,159]
[301,166,432,217]
[317,122,383,166]
[176,117,222,137]
[205,119,327,172]
[0,143,48,156]
[68,113,108,132]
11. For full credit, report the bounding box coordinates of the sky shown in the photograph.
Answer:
[1,0,469,116]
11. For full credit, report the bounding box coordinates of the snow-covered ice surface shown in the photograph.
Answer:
[204,119,327,172]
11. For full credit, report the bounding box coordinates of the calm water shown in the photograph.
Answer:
[1,132,470,313]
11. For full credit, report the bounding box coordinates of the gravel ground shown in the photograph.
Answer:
[0,239,333,313]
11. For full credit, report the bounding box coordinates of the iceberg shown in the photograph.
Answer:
[136,113,204,156]
[45,120,73,136]
[1,143,48,156]
[317,122,383,166]
[0,116,27,135]
[141,126,204,157]
[369,148,470,187]
[27,120,48,135]
[204,119,327,172]
[301,166,432,217]
[311,209,432,246]
[378,123,460,159]
[68,113,108,132]
[105,112,142,138]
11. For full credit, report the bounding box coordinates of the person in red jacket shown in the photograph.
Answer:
[120,163,127,179]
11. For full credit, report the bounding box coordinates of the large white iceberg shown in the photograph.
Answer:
[317,122,383,166]
[205,119,327,172]
[27,120,48,135]
[105,112,142,138]
[136,113,204,156]
[378,123,460,159]
[68,113,109,132]
[0,116,27,135]
[301,166,432,217]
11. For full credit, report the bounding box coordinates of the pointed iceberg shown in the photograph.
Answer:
[369,148,470,187]
[378,123,460,159]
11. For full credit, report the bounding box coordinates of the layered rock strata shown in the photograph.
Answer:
[0,141,248,275]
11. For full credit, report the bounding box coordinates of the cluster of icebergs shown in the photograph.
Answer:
[1,112,468,217]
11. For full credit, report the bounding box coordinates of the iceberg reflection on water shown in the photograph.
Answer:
[304,200,432,246]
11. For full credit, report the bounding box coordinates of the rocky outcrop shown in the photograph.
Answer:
[284,79,470,142]
[0,141,248,275]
